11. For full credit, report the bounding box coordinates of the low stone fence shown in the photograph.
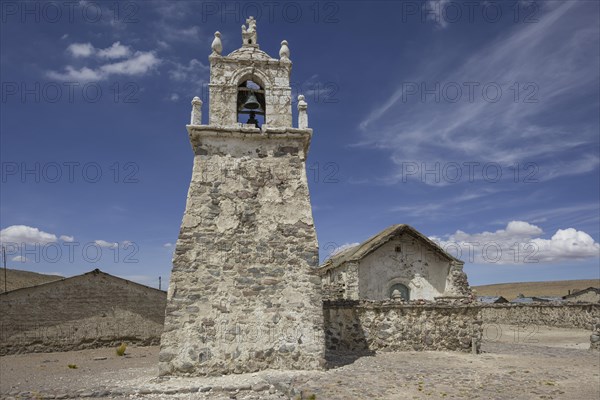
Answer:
[323,300,482,354]
[479,303,599,330]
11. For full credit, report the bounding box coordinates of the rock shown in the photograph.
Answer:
[252,382,270,391]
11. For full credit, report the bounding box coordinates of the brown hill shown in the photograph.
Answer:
[0,268,64,293]
[473,279,600,300]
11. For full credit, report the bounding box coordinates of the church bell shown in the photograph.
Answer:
[242,91,261,111]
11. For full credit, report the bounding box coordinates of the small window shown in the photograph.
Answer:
[395,245,402,253]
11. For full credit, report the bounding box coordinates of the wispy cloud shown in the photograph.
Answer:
[357,2,598,183]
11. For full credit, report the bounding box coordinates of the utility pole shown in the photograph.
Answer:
[159,276,161,291]
[2,246,7,293]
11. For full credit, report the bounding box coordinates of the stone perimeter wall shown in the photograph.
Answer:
[0,272,166,355]
[323,301,482,354]
[480,303,599,330]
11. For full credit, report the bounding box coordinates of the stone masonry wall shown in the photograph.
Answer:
[0,271,166,355]
[480,303,599,330]
[323,301,482,354]
[159,127,325,376]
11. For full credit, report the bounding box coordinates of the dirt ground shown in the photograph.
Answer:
[1,325,598,399]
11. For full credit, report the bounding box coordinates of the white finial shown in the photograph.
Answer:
[297,95,308,129]
[191,96,203,125]
[279,40,290,60]
[211,31,222,55]
[242,16,258,47]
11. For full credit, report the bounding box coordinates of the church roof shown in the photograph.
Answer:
[318,224,462,273]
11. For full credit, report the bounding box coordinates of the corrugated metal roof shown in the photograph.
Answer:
[477,296,508,304]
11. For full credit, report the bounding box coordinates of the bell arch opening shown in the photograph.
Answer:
[237,79,265,128]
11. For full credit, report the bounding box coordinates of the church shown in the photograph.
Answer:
[160,17,477,377]
[319,224,471,302]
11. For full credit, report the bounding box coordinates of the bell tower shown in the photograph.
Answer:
[159,17,325,376]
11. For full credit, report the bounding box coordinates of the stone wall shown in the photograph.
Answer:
[591,323,600,351]
[159,126,325,376]
[323,301,482,354]
[480,303,599,330]
[0,270,166,355]
[358,236,452,301]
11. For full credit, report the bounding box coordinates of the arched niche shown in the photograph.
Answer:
[237,79,265,127]
[389,283,410,300]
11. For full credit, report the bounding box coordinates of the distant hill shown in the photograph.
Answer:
[473,279,600,300]
[0,268,64,293]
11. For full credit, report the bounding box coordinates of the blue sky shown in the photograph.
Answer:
[1,0,599,287]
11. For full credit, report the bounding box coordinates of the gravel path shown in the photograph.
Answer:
[1,325,598,399]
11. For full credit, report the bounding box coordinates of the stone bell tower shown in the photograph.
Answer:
[159,17,325,376]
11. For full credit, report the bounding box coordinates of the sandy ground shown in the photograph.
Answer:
[1,325,598,399]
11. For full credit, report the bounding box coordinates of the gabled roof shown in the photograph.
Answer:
[0,268,165,296]
[563,287,600,299]
[318,224,462,273]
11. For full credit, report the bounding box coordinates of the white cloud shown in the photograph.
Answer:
[48,42,160,82]
[163,243,173,248]
[97,41,131,59]
[169,93,179,102]
[61,34,69,40]
[99,51,160,76]
[95,240,118,248]
[12,256,28,262]
[67,42,94,57]
[168,59,208,82]
[424,0,451,29]
[59,235,74,242]
[0,225,57,245]
[432,221,600,264]
[532,229,600,262]
[47,66,104,82]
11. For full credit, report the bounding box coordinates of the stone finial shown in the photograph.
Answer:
[391,289,403,301]
[190,96,203,125]
[279,40,290,60]
[242,16,258,47]
[211,31,222,55]
[297,95,308,129]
